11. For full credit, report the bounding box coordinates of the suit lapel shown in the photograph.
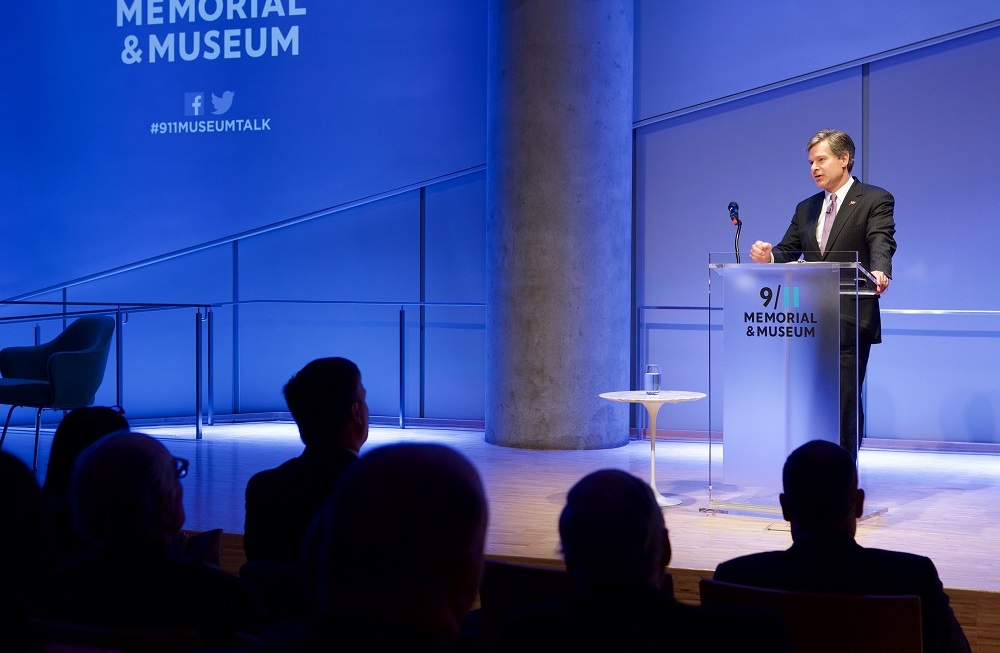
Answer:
[806,193,824,255]
[824,179,863,258]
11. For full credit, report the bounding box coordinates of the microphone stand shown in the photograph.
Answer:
[732,217,742,263]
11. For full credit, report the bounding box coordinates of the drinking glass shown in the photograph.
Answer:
[644,364,661,395]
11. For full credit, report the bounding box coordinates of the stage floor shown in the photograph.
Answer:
[5,422,1000,648]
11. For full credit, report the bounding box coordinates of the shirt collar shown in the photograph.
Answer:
[829,176,855,204]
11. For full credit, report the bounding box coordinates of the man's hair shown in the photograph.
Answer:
[782,440,857,528]
[71,432,179,546]
[283,357,361,447]
[312,443,488,614]
[44,406,129,499]
[559,469,666,589]
[807,129,856,172]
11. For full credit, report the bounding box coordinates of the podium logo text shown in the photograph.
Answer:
[745,285,817,338]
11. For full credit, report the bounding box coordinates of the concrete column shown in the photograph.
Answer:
[486,0,633,449]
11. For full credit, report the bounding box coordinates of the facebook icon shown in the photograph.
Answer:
[184,92,205,116]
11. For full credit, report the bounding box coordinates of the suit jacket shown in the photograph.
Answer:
[36,544,265,646]
[772,178,896,344]
[714,535,969,653]
[244,446,357,564]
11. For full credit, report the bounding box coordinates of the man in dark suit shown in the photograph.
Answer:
[714,440,969,653]
[243,357,369,565]
[500,469,782,651]
[247,443,489,651]
[750,129,897,458]
[36,432,264,646]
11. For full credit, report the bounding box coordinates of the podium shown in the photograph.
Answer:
[707,254,874,507]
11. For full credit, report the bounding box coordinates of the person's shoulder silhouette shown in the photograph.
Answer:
[243,357,368,565]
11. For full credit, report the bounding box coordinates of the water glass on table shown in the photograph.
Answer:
[644,364,660,395]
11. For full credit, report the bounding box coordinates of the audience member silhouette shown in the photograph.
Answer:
[0,451,49,652]
[249,442,489,651]
[43,405,129,500]
[42,405,129,567]
[34,432,264,646]
[499,468,777,651]
[243,357,369,565]
[714,439,970,653]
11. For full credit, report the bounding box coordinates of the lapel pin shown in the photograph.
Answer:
[849,201,857,206]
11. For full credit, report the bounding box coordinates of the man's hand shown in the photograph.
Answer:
[871,270,890,294]
[749,241,773,263]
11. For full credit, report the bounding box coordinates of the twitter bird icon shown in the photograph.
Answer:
[211,91,234,115]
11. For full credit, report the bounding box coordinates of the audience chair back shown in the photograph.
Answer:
[477,559,576,640]
[699,578,922,653]
[0,315,116,471]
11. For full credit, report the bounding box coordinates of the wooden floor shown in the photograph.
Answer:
[5,422,1000,651]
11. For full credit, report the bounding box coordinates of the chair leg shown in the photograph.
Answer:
[0,405,17,449]
[33,407,43,473]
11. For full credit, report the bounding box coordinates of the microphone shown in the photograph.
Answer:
[728,201,742,263]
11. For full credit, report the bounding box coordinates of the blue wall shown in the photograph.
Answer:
[637,7,1000,443]
[636,0,1000,119]
[0,2,488,426]
[1,1,486,299]
[3,3,999,445]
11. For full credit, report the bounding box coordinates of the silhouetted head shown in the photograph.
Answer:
[780,440,863,538]
[283,357,368,452]
[71,432,186,548]
[559,469,670,591]
[44,406,129,499]
[312,443,488,640]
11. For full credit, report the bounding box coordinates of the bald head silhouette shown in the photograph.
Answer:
[312,443,488,641]
[780,440,864,538]
[559,469,670,591]
[72,432,185,548]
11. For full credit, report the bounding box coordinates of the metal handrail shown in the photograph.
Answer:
[633,303,1000,437]
[213,299,486,430]
[0,299,486,440]
[0,301,212,437]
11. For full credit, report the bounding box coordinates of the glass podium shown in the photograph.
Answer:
[705,252,883,517]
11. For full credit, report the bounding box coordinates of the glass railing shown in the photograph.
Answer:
[0,299,486,440]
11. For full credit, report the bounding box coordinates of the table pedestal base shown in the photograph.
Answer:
[598,390,706,510]
[653,489,682,507]
[647,400,683,507]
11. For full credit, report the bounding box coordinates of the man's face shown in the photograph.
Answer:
[808,140,851,193]
[352,378,370,446]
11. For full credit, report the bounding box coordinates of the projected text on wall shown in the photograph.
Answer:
[117,0,306,64]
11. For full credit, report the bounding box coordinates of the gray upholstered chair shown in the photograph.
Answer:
[0,315,116,471]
